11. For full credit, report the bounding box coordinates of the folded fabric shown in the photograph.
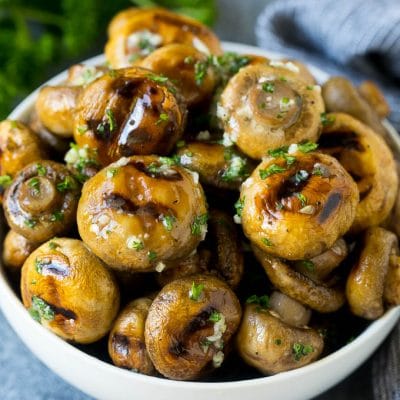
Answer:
[255,0,400,131]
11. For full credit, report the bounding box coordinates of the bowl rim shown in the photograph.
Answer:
[1,41,399,391]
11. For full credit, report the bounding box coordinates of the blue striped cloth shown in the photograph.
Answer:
[256,1,400,399]
[255,0,400,131]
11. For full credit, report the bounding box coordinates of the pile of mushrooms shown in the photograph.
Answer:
[1,6,400,382]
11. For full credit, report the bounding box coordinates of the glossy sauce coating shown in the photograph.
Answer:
[74,67,187,166]
[77,155,207,272]
[21,238,120,343]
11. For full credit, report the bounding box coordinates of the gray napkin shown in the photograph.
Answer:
[255,0,400,131]
[255,1,400,398]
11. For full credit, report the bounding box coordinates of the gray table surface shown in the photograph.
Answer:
[0,0,382,398]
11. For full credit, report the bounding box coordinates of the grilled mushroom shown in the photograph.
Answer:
[77,155,207,272]
[319,112,398,233]
[236,304,323,375]
[217,63,324,159]
[73,67,187,166]
[3,161,80,242]
[109,296,155,375]
[105,8,222,68]
[240,150,358,260]
[21,238,120,343]
[145,274,241,380]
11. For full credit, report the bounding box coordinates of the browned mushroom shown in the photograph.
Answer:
[21,238,120,343]
[240,150,358,260]
[217,63,324,159]
[108,296,155,375]
[2,230,40,272]
[73,67,187,166]
[105,8,222,68]
[319,113,398,233]
[346,226,399,319]
[236,304,323,375]
[145,274,241,380]
[253,245,346,313]
[77,155,207,272]
[358,80,390,119]
[3,161,80,243]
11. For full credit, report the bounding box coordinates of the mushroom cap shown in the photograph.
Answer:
[77,155,208,272]
[236,305,323,375]
[105,7,222,68]
[108,297,155,375]
[320,112,398,233]
[218,63,324,159]
[73,67,187,166]
[20,238,120,343]
[145,274,242,380]
[241,151,359,260]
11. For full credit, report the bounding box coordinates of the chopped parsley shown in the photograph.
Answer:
[105,109,116,132]
[300,260,315,271]
[320,112,336,127]
[221,155,248,182]
[34,258,43,273]
[246,294,269,309]
[191,214,208,236]
[261,237,273,247]
[184,55,194,65]
[147,250,157,262]
[176,140,186,148]
[209,310,221,323]
[234,197,245,217]
[279,76,287,82]
[127,238,144,251]
[147,73,169,84]
[306,85,314,90]
[262,82,275,93]
[292,343,314,361]
[48,241,60,250]
[155,113,169,125]
[161,215,175,231]
[281,96,290,105]
[50,210,64,222]
[275,201,284,210]
[267,146,297,166]
[312,166,324,176]
[138,37,155,54]
[29,296,55,323]
[56,176,76,192]
[295,192,308,207]
[298,141,319,153]
[275,338,282,345]
[77,125,88,135]
[28,177,40,194]
[36,163,47,176]
[24,219,37,228]
[0,175,12,188]
[259,164,286,179]
[189,281,204,301]
[106,168,118,178]
[194,60,208,86]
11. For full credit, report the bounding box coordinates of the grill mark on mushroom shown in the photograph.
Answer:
[112,333,131,357]
[114,78,140,98]
[184,306,215,334]
[132,160,183,181]
[36,295,77,321]
[318,192,342,223]
[169,338,187,357]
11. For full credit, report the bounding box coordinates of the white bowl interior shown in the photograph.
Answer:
[0,41,399,400]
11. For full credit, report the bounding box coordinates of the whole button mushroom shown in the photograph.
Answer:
[109,296,155,375]
[105,8,222,68]
[145,275,242,380]
[3,161,80,243]
[0,120,46,201]
[77,155,208,272]
[21,238,120,343]
[217,63,324,159]
[2,230,40,272]
[319,112,398,233]
[240,149,359,260]
[73,67,187,166]
[138,44,217,107]
[236,304,323,375]
[346,227,400,320]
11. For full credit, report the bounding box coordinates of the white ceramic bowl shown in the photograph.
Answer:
[1,42,399,400]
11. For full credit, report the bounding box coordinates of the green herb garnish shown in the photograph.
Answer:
[28,177,41,194]
[56,176,76,192]
[262,82,275,93]
[295,192,308,207]
[147,73,169,84]
[259,164,286,179]
[105,109,116,132]
[292,343,314,361]
[189,281,204,301]
[246,294,269,309]
[155,113,169,125]
[24,219,37,228]
[261,237,273,247]
[191,214,208,236]
[147,250,157,262]
[50,210,64,222]
[320,112,336,127]
[298,141,319,153]
[29,296,54,323]
[209,310,221,323]
[0,175,12,188]
[161,215,175,231]
[234,197,245,217]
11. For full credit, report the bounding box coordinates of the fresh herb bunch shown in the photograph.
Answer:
[0,0,216,119]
